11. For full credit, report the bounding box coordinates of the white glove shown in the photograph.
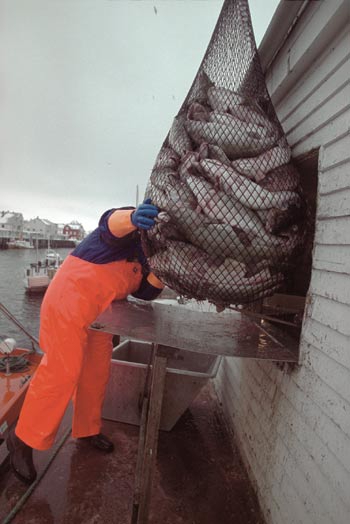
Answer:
[0,338,16,355]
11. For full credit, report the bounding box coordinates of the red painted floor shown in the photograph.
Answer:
[0,385,265,524]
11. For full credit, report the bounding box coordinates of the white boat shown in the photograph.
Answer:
[45,249,61,266]
[7,239,34,249]
[24,262,59,294]
[24,242,63,293]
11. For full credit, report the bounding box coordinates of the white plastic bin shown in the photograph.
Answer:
[102,339,221,431]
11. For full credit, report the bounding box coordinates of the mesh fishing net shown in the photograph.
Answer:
[142,0,306,306]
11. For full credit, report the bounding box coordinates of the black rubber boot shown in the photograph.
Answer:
[6,428,37,484]
[78,433,114,453]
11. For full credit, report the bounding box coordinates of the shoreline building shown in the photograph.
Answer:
[0,211,24,239]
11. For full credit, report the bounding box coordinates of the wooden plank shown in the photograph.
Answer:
[137,353,167,524]
[276,27,350,121]
[308,295,350,337]
[318,158,350,195]
[310,269,350,305]
[313,244,350,274]
[286,83,350,146]
[317,189,350,219]
[321,132,350,171]
[302,316,350,371]
[263,294,305,314]
[131,398,149,524]
[315,216,350,245]
[282,59,350,134]
[292,111,350,158]
[267,0,349,106]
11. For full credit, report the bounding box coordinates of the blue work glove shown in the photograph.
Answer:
[131,198,159,230]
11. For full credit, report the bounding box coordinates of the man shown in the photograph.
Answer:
[7,199,164,484]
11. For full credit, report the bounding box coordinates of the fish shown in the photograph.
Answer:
[149,240,284,304]
[154,146,180,170]
[160,198,292,264]
[187,102,210,122]
[258,162,300,192]
[200,158,301,211]
[207,86,249,112]
[178,151,202,181]
[203,263,284,304]
[150,168,178,192]
[185,174,285,245]
[228,103,279,139]
[258,203,305,235]
[209,111,278,142]
[185,117,277,159]
[148,240,217,299]
[231,139,291,181]
[208,144,231,166]
[151,174,198,211]
[168,116,192,157]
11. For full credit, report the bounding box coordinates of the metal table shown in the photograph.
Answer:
[91,299,299,523]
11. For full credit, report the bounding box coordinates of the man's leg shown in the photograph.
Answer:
[72,329,113,448]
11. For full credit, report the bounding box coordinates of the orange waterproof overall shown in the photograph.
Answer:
[16,255,143,450]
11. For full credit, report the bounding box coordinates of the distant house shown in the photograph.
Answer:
[63,221,85,240]
[24,217,58,240]
[0,211,23,238]
[56,223,66,239]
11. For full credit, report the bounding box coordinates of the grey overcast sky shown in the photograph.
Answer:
[0,0,280,232]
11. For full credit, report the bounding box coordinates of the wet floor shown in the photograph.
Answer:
[0,384,265,524]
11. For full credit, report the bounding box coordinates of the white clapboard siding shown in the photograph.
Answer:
[277,25,350,122]
[313,244,350,274]
[286,82,350,148]
[302,315,350,370]
[309,269,350,304]
[315,216,350,245]
[214,2,350,524]
[318,157,350,195]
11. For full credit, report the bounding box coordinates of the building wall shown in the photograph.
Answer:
[214,2,350,524]
[24,217,57,239]
[0,211,23,237]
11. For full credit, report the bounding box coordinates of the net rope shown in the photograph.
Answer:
[142,0,307,306]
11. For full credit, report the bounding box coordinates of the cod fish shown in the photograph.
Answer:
[148,240,216,299]
[228,103,278,139]
[200,158,301,211]
[187,102,210,122]
[185,116,277,159]
[203,262,284,304]
[208,144,231,166]
[149,241,284,304]
[185,175,282,244]
[158,198,293,264]
[231,139,291,181]
[258,163,300,192]
[168,116,192,157]
[209,111,278,143]
[154,146,180,170]
[178,151,203,181]
[207,86,250,112]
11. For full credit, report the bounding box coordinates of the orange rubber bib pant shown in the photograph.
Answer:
[16,255,143,450]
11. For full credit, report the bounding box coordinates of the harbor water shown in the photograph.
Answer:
[0,247,73,348]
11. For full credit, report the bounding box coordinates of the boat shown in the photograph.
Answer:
[7,239,34,249]
[24,262,53,294]
[24,240,62,293]
[45,248,61,266]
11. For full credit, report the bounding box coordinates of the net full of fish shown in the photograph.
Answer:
[142,0,306,306]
